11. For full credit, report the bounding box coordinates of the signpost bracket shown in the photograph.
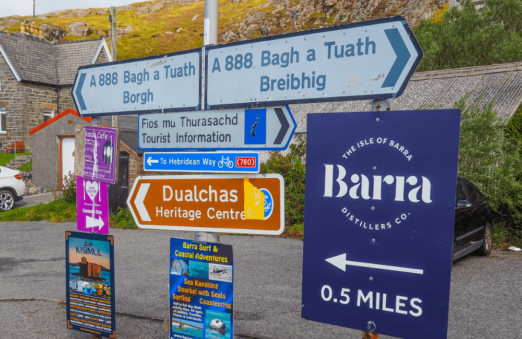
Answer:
[372,98,392,112]
[195,231,220,243]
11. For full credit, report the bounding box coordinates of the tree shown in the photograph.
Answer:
[413,0,522,71]
[455,96,522,223]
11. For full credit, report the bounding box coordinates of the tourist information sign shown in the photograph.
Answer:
[71,49,201,117]
[127,174,284,234]
[301,109,461,338]
[138,106,296,151]
[144,152,260,173]
[205,16,422,109]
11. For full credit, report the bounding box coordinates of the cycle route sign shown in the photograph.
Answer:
[144,152,259,173]
[301,109,461,338]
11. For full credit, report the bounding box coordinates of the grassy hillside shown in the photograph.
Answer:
[2,0,277,60]
[1,0,442,61]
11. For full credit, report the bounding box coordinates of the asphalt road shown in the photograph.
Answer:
[0,221,520,338]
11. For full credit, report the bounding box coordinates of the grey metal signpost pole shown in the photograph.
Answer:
[110,6,118,129]
[196,0,221,244]
[357,98,391,339]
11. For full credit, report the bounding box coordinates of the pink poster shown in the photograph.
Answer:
[76,176,109,234]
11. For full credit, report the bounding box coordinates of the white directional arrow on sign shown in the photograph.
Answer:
[86,215,105,231]
[326,253,424,275]
[134,183,151,221]
[147,157,159,166]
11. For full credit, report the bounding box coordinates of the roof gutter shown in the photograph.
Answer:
[0,44,21,81]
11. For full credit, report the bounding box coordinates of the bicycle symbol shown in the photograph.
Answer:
[218,156,234,169]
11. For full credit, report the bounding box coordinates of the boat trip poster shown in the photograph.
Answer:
[170,238,234,339]
[66,231,115,338]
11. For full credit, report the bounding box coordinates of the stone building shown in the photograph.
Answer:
[0,31,111,151]
[30,108,142,200]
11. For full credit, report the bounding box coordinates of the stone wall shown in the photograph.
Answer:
[0,54,60,152]
[95,48,109,64]
[59,86,76,112]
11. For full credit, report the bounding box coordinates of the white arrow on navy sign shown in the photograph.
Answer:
[71,50,201,117]
[138,105,296,151]
[205,16,422,109]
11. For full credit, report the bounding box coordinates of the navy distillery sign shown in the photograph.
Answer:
[301,109,461,339]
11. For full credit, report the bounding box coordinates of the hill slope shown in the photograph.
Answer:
[0,0,447,60]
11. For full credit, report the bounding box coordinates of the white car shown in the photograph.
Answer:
[0,165,25,211]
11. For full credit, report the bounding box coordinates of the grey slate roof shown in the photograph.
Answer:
[290,62,522,132]
[0,32,102,86]
[119,130,142,155]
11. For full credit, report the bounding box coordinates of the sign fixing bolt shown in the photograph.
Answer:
[376,118,380,121]
[371,206,375,210]
[369,277,373,281]
[372,238,375,242]
[373,166,376,170]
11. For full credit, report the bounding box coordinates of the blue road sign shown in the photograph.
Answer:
[71,49,201,117]
[144,152,259,173]
[138,106,296,151]
[302,109,461,338]
[205,16,422,110]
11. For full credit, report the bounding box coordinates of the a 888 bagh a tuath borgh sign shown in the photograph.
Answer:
[302,109,461,339]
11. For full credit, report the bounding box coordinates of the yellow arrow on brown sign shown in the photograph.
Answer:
[126,174,284,235]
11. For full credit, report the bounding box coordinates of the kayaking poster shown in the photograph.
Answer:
[170,238,234,339]
[66,231,115,338]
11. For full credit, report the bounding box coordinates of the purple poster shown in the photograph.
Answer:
[76,176,109,234]
[83,126,118,184]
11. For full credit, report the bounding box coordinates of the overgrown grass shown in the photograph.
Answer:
[0,152,32,167]
[0,199,76,222]
[0,198,139,229]
[492,223,522,250]
[110,207,138,229]
[17,162,32,171]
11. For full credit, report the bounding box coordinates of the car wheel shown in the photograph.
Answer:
[0,190,15,211]
[476,223,493,256]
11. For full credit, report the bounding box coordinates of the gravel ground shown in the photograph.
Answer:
[0,221,521,338]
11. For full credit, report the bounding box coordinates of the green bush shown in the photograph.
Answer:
[261,136,306,227]
[455,96,522,223]
[62,175,76,205]
[414,0,522,72]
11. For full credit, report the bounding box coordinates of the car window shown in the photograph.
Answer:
[456,181,466,201]
[463,181,481,203]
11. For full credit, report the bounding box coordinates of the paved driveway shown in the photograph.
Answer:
[0,221,520,338]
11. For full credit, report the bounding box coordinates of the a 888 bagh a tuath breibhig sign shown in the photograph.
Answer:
[301,109,461,339]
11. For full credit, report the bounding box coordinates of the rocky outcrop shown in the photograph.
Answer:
[107,26,134,41]
[68,22,93,37]
[162,0,203,4]
[135,3,164,14]
[40,24,67,41]
[2,18,20,27]
[225,0,447,42]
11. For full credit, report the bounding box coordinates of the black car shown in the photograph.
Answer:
[453,178,493,261]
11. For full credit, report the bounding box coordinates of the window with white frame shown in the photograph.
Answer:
[44,109,54,122]
[0,107,6,133]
